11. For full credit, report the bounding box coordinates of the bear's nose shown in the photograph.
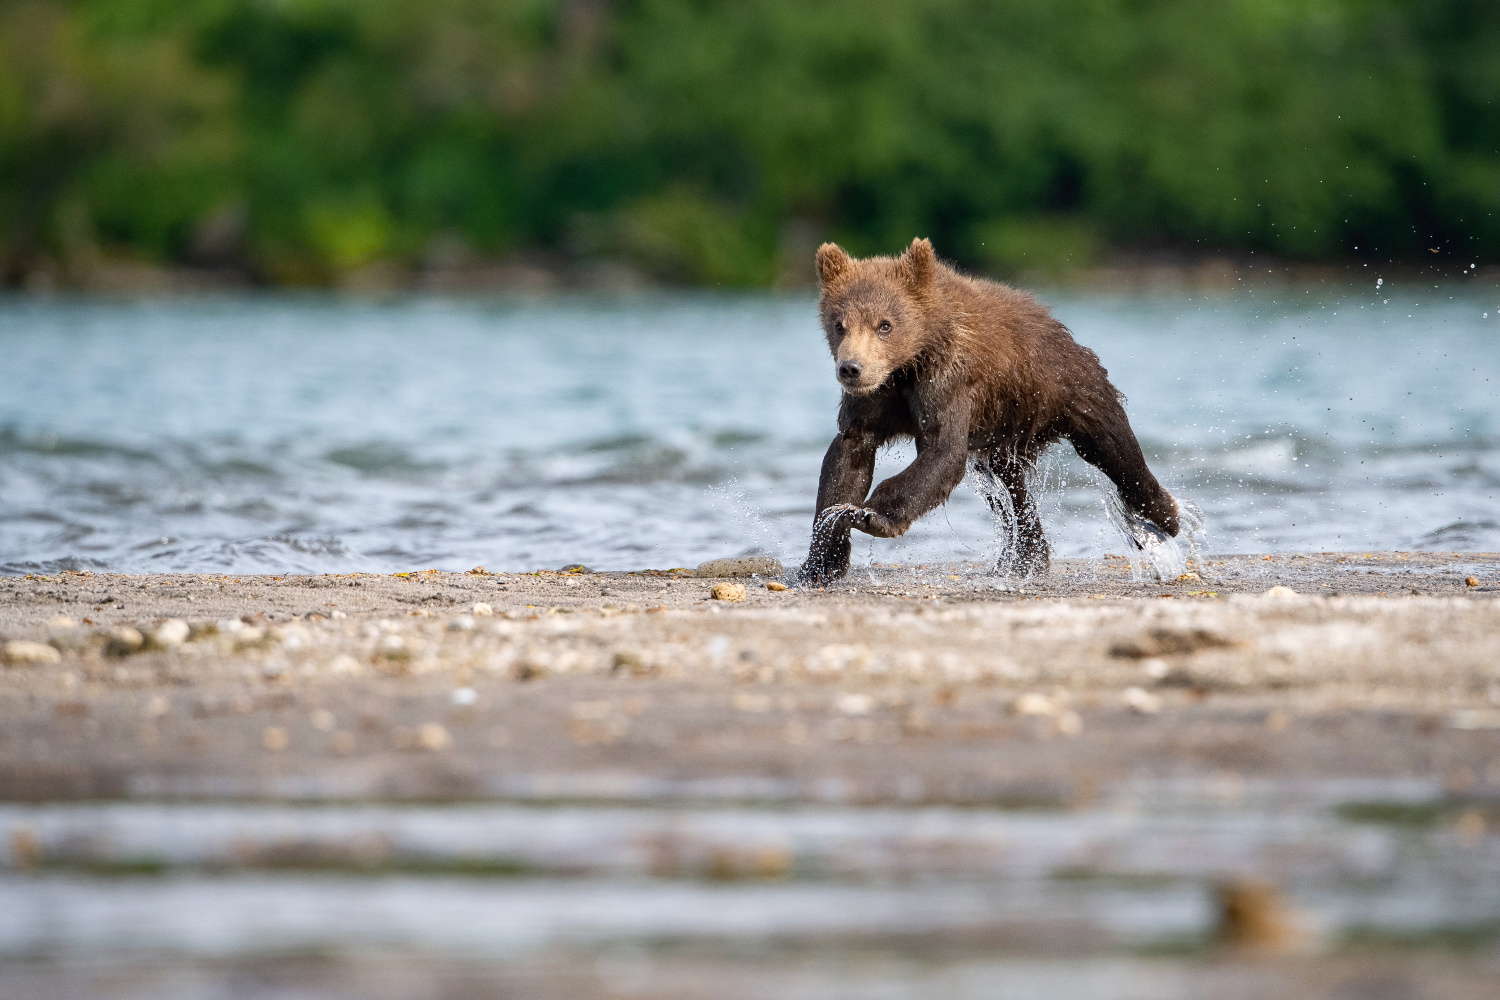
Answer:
[837,360,863,383]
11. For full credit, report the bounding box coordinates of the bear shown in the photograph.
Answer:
[800,237,1179,582]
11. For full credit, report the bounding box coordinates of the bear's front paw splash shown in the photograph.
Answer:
[852,509,905,538]
[1126,515,1172,550]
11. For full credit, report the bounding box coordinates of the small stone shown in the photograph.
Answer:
[329,654,361,675]
[472,602,494,616]
[836,692,874,715]
[48,615,77,629]
[711,582,747,602]
[696,557,784,579]
[3,640,62,666]
[766,581,788,592]
[144,695,170,718]
[1056,709,1083,735]
[262,726,288,751]
[1122,686,1162,714]
[732,691,773,712]
[417,722,452,751]
[1454,809,1487,846]
[1262,586,1297,598]
[448,615,476,632]
[1012,692,1056,717]
[1176,571,1202,582]
[450,686,478,706]
[105,627,145,657]
[310,708,336,731]
[612,650,646,674]
[1141,658,1170,680]
[150,619,190,649]
[1467,576,1480,587]
[1215,880,1306,953]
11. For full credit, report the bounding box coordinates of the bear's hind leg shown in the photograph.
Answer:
[980,458,1050,579]
[1066,399,1179,537]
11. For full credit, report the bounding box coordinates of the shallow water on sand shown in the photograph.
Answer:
[1,282,1497,574]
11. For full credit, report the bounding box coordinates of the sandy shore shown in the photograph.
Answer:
[2,551,1498,802]
[4,552,1500,998]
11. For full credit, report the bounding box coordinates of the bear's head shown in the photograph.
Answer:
[815,237,937,396]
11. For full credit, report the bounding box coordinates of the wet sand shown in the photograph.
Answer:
[2,551,1498,801]
[3,552,1500,998]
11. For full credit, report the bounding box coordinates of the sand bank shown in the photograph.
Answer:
[1,551,1497,801]
[4,553,1500,997]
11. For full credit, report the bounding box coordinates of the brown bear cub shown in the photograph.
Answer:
[801,237,1179,582]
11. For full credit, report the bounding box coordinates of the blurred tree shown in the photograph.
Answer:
[0,0,1495,286]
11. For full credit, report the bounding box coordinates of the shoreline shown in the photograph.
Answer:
[1,551,1497,804]
[4,551,1499,995]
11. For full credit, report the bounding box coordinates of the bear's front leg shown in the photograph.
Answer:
[800,428,878,582]
[856,400,971,539]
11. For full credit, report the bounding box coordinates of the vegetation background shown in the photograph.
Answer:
[1,0,1496,288]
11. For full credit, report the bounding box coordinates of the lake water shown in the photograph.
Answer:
[2,282,1496,575]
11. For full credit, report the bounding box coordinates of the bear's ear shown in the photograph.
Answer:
[815,243,853,286]
[898,238,936,294]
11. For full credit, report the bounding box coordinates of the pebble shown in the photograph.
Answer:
[472,602,494,616]
[448,616,476,631]
[836,692,874,715]
[311,709,336,731]
[417,722,452,751]
[48,615,77,628]
[105,627,145,657]
[1215,879,1305,953]
[1141,658,1170,680]
[1012,692,1056,717]
[262,726,288,751]
[3,640,61,666]
[766,582,788,592]
[711,582,747,602]
[732,691,773,712]
[1122,686,1163,714]
[696,557,783,578]
[1056,709,1083,736]
[1262,586,1297,598]
[328,654,361,675]
[151,619,190,648]
[1467,576,1481,587]
[450,686,478,706]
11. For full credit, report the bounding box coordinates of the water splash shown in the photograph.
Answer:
[1102,489,1208,582]
[799,503,879,582]
[967,458,1056,583]
[969,451,1208,585]
[704,478,788,563]
[969,464,1022,580]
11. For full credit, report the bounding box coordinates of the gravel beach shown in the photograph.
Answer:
[3,551,1498,801]
[4,552,1500,998]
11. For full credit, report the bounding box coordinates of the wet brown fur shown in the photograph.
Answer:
[802,238,1178,581]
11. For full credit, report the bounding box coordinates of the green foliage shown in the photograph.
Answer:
[1,0,1496,285]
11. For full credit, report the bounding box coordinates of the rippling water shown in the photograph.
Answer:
[1,284,1496,574]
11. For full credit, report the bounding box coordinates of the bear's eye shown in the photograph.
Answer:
[833,319,845,335]
[877,320,893,335]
